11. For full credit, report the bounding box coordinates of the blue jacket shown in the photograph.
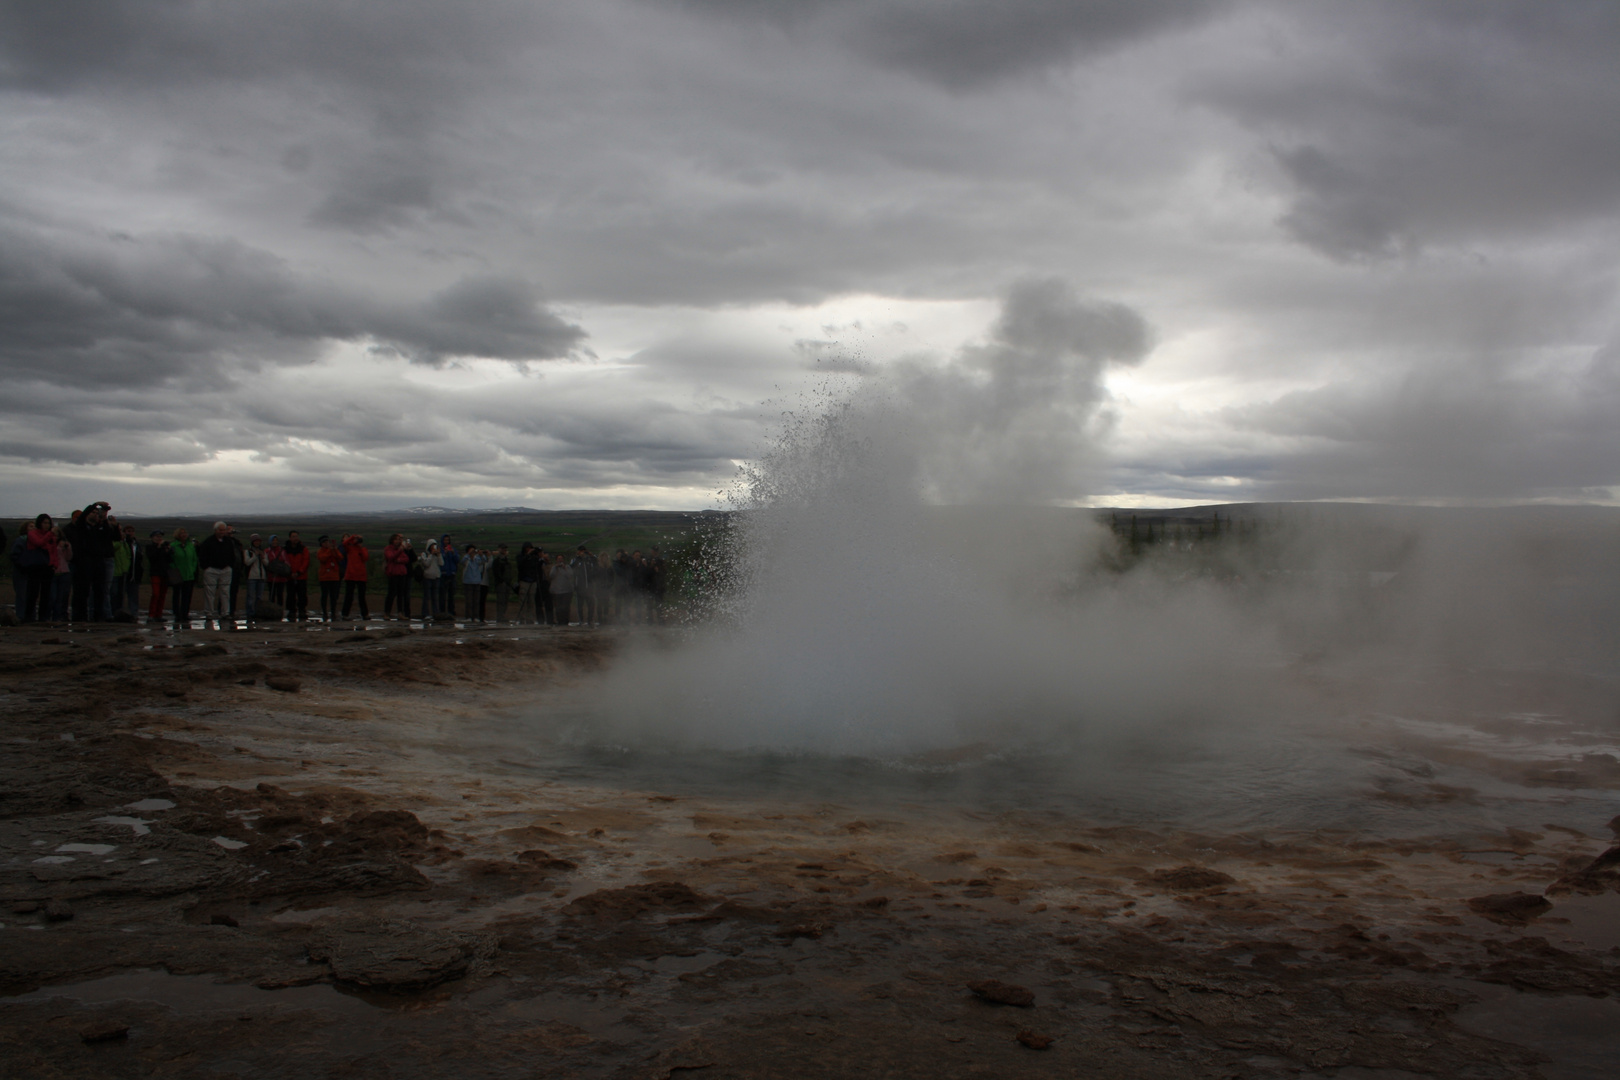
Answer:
[439,536,461,581]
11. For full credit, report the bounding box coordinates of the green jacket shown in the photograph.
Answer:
[113,539,133,576]
[169,539,199,582]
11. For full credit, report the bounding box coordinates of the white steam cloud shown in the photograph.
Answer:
[509,278,1620,839]
[594,278,1253,756]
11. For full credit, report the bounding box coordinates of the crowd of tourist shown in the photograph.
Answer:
[5,504,671,629]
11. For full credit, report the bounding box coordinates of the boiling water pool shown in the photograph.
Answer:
[446,662,1620,842]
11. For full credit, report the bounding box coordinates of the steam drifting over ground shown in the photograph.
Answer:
[557,282,1620,841]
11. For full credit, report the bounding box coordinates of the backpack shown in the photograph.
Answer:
[268,557,292,578]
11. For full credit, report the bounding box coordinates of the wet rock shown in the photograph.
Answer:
[11,901,40,915]
[462,858,555,885]
[265,675,301,693]
[254,969,327,990]
[516,849,578,870]
[1545,845,1620,896]
[209,913,240,927]
[775,921,830,941]
[254,600,285,622]
[1149,865,1236,891]
[967,979,1035,1006]
[43,899,74,922]
[566,881,712,921]
[1016,1028,1053,1050]
[344,808,430,845]
[307,923,492,992]
[80,1021,129,1043]
[1476,935,1620,995]
[1466,892,1551,923]
[270,858,430,899]
[648,1037,718,1079]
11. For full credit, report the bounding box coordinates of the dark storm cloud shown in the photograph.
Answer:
[0,357,757,499]
[0,217,584,390]
[666,0,1230,87]
[309,166,439,234]
[852,0,1231,88]
[0,0,537,95]
[1,0,1617,509]
[1203,0,1620,260]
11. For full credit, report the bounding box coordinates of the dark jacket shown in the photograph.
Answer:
[195,534,237,571]
[145,541,171,579]
[68,515,119,562]
[569,553,594,589]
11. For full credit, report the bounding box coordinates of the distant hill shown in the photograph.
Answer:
[398,506,545,515]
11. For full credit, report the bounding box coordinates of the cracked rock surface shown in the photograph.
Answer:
[2,623,1618,1079]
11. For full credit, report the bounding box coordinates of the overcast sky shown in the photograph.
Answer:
[2,0,1617,514]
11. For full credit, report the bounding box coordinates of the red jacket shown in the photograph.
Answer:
[284,544,311,579]
[317,547,343,582]
[265,544,289,583]
[383,543,411,577]
[342,543,370,582]
[27,526,58,557]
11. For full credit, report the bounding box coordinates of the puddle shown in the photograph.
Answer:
[32,855,74,865]
[7,969,384,1034]
[484,988,646,1040]
[95,815,152,836]
[55,843,117,856]
[269,906,346,925]
[1455,850,1524,866]
[1548,892,1620,951]
[650,950,723,975]
[125,799,176,812]
[1454,982,1620,1080]
[211,836,248,850]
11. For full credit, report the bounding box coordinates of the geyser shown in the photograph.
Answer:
[596,278,1276,758]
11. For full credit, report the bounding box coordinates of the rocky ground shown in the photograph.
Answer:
[1,622,1618,1079]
